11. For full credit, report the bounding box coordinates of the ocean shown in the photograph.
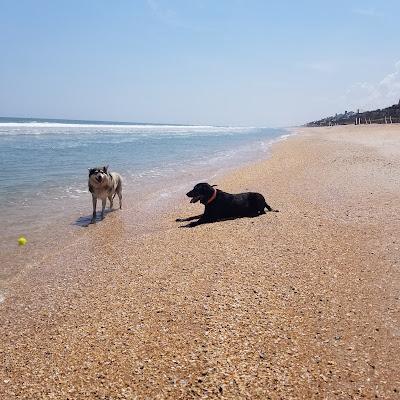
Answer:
[0,117,290,295]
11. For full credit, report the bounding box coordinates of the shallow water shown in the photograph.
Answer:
[0,117,289,293]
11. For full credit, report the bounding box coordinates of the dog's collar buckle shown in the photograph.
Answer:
[207,189,217,205]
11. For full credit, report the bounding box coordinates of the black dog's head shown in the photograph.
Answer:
[88,165,109,184]
[186,183,217,204]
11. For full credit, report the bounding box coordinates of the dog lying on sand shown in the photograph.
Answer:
[88,166,122,223]
[176,182,278,227]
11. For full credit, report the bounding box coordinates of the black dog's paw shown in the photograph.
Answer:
[177,222,197,228]
[175,218,183,222]
[178,221,199,228]
[186,220,205,227]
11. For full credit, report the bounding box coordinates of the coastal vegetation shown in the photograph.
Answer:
[307,100,400,126]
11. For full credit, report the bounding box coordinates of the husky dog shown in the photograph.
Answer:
[88,165,122,223]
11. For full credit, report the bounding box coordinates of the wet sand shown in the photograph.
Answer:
[1,124,399,399]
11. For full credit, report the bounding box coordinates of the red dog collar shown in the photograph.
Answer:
[207,189,217,204]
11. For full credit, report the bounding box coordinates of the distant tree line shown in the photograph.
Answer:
[306,100,400,126]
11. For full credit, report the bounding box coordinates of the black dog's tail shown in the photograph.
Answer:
[265,201,279,212]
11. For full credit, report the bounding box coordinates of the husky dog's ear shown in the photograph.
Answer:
[103,165,109,173]
[88,168,95,176]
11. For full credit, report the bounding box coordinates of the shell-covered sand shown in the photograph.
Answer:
[1,125,399,399]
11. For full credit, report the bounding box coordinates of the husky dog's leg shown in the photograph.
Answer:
[108,195,113,209]
[118,191,122,209]
[101,198,107,220]
[91,195,97,224]
[115,178,123,210]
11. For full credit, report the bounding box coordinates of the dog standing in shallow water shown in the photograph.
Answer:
[176,182,278,227]
[88,166,122,223]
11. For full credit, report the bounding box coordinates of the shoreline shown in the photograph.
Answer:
[0,128,292,297]
[1,124,399,398]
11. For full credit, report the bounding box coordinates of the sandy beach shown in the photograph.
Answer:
[1,124,399,399]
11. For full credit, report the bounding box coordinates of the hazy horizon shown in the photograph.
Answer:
[1,0,399,126]
[0,115,275,128]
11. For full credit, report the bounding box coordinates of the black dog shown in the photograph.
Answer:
[176,183,278,227]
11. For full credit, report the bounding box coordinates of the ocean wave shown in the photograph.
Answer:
[0,122,255,134]
[0,122,215,128]
[260,130,297,149]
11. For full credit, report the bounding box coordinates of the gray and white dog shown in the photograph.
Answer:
[88,165,122,223]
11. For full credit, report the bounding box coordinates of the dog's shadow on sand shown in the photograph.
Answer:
[176,214,265,228]
[73,209,117,227]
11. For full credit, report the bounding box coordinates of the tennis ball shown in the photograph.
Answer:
[18,236,27,246]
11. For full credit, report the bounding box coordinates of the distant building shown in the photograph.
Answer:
[305,102,400,126]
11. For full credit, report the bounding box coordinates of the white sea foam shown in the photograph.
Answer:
[260,130,297,150]
[0,122,256,136]
[0,122,214,128]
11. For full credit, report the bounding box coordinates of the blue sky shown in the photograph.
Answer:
[0,0,399,126]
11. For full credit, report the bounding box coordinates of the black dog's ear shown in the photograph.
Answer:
[211,184,218,187]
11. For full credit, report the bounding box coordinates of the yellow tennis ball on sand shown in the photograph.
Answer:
[18,236,27,246]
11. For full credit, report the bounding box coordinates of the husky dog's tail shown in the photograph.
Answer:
[113,175,122,200]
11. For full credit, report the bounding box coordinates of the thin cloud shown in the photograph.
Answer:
[145,0,214,32]
[352,7,383,17]
[146,0,178,26]
[345,60,400,110]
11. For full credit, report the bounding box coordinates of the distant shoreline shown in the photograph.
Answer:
[306,100,400,127]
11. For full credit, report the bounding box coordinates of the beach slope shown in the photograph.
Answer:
[1,125,399,399]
